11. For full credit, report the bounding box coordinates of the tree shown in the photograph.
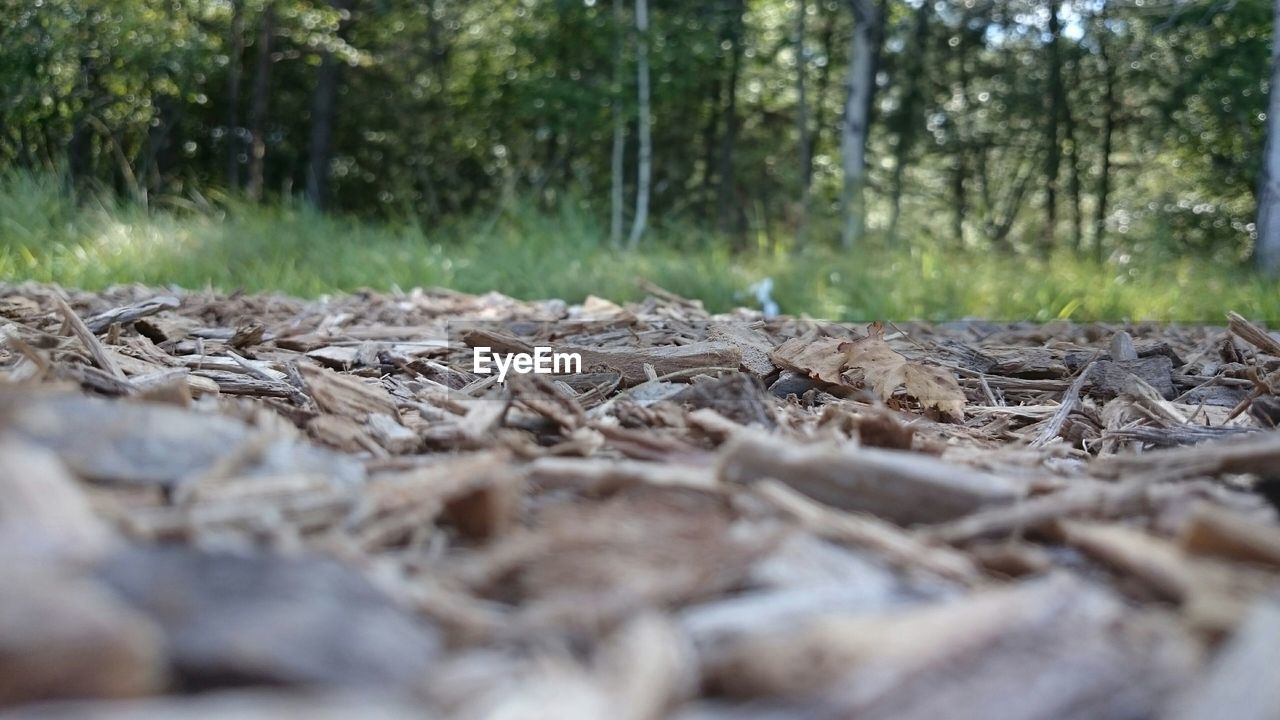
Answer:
[247,2,276,202]
[1258,0,1280,276]
[716,0,746,235]
[887,0,929,242]
[227,0,245,191]
[610,0,627,248]
[306,0,353,209]
[627,0,651,249]
[1093,8,1116,261]
[794,0,812,246]
[1041,0,1064,255]
[840,0,882,249]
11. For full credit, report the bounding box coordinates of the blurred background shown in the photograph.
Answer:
[2,0,1278,320]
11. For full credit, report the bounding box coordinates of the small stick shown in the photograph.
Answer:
[53,294,125,381]
[1030,362,1094,448]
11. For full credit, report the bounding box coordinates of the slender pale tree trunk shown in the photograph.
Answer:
[840,0,880,249]
[610,0,627,248]
[247,2,276,202]
[1256,0,1280,276]
[795,0,811,246]
[626,0,651,249]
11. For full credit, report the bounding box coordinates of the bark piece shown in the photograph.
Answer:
[0,567,165,706]
[706,324,776,377]
[0,692,424,720]
[85,296,181,334]
[1165,598,1280,720]
[1096,430,1280,479]
[671,373,776,429]
[1178,502,1280,569]
[350,452,521,548]
[0,438,115,564]
[703,574,1196,720]
[752,480,981,585]
[8,392,363,488]
[1228,311,1280,357]
[1087,356,1176,400]
[96,546,440,691]
[305,346,359,369]
[299,363,399,421]
[566,342,741,386]
[717,431,1023,525]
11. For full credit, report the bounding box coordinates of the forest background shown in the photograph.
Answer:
[3,0,1279,321]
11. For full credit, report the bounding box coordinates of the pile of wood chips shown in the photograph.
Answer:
[1,280,1279,719]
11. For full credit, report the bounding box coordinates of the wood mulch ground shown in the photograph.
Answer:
[1,280,1279,719]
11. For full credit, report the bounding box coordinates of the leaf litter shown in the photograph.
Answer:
[0,280,1279,718]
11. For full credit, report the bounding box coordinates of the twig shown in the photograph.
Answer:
[53,294,126,381]
[1030,362,1094,448]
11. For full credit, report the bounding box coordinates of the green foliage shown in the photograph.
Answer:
[3,170,1276,321]
[1,0,1276,289]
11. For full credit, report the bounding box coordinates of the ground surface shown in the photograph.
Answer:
[1,281,1279,718]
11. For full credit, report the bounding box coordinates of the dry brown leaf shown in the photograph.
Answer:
[838,325,965,420]
[770,328,965,419]
[769,336,848,385]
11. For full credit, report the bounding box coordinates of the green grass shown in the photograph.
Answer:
[2,170,1277,322]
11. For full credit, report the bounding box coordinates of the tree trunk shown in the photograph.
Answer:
[716,0,745,235]
[887,0,928,243]
[306,0,352,209]
[305,52,340,209]
[419,0,452,218]
[810,6,837,175]
[143,93,176,201]
[1041,0,1063,255]
[699,73,722,210]
[1256,0,1280,276]
[795,0,811,246]
[1064,57,1083,252]
[1094,23,1115,263]
[840,0,881,249]
[951,12,972,246]
[609,0,627,248]
[226,0,244,191]
[247,2,276,202]
[67,52,98,190]
[626,0,651,249]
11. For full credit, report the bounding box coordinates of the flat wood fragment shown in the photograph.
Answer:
[567,342,742,386]
[1165,598,1280,720]
[0,566,166,706]
[84,296,181,334]
[718,431,1024,525]
[1178,502,1280,569]
[298,362,400,421]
